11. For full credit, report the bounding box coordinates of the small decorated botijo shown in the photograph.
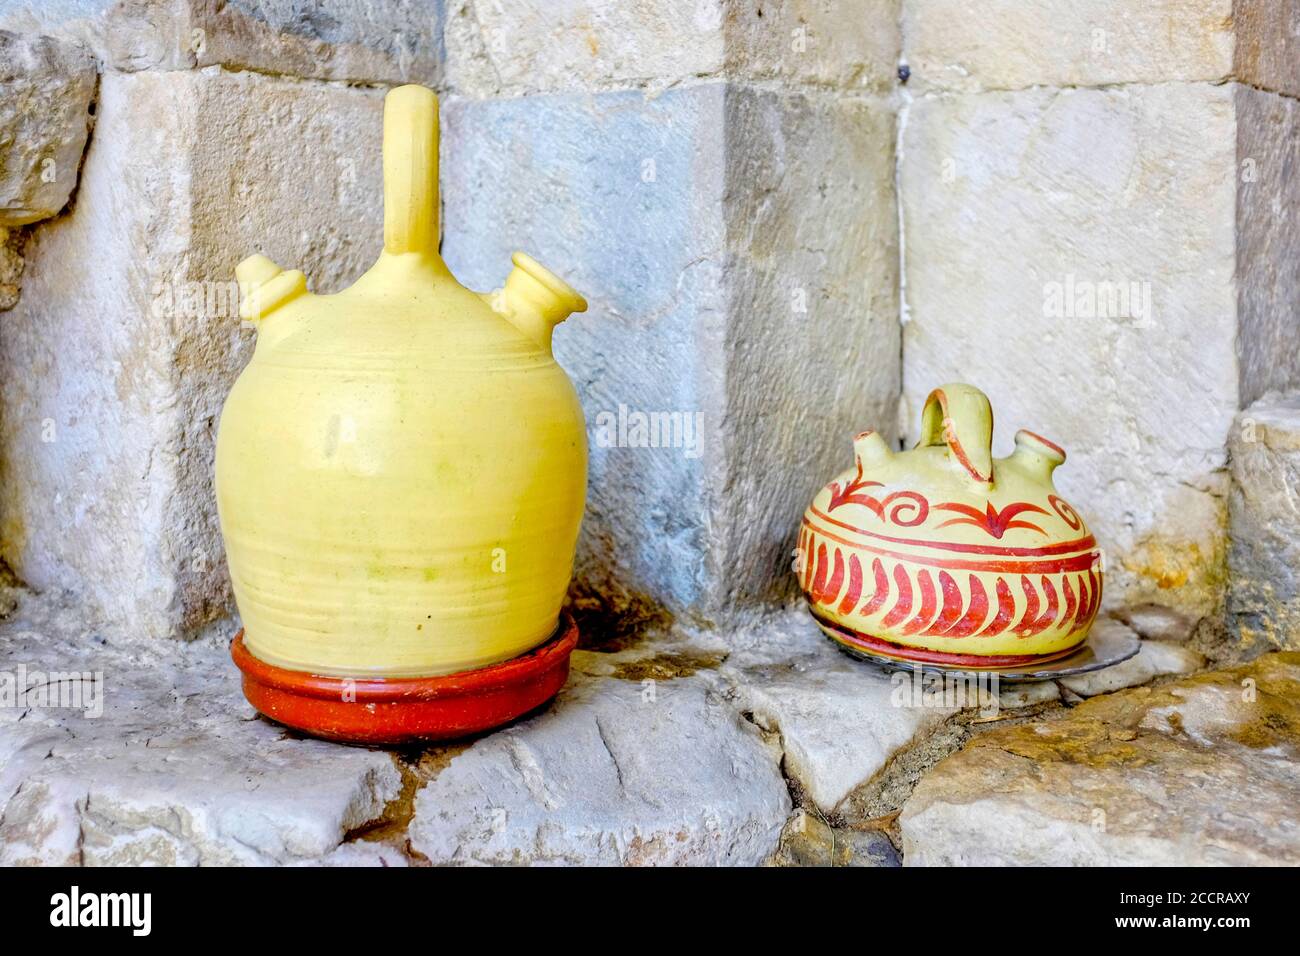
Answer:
[798,383,1102,666]
[217,85,590,742]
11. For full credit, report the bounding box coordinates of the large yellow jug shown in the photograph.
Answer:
[216,85,588,679]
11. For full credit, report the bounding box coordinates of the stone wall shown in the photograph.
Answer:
[0,1,439,638]
[898,1,1300,628]
[0,1,1295,648]
[438,1,902,629]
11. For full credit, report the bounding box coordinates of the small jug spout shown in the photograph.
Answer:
[853,430,892,468]
[236,253,307,328]
[1009,429,1066,483]
[492,252,587,351]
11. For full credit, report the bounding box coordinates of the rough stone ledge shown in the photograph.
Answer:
[901,652,1300,866]
[0,585,399,865]
[0,581,1249,866]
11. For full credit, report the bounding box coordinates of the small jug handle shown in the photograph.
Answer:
[917,383,994,486]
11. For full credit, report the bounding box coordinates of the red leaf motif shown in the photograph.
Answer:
[858,559,890,617]
[819,548,845,605]
[902,569,939,636]
[827,457,886,515]
[811,543,829,602]
[838,555,863,614]
[880,564,915,629]
[923,571,966,636]
[978,578,1017,636]
[944,575,990,638]
[934,500,1050,539]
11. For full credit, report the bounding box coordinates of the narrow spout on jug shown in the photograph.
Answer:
[382,84,440,257]
[1009,428,1066,483]
[236,253,307,326]
[493,252,588,350]
[853,430,892,468]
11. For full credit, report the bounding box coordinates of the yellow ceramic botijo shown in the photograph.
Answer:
[216,85,588,678]
[799,383,1102,665]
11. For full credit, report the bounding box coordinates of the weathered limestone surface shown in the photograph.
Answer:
[408,648,790,865]
[1236,87,1300,405]
[768,810,900,867]
[0,227,21,309]
[901,82,1241,618]
[1112,603,1197,643]
[441,84,898,623]
[0,0,441,83]
[0,69,385,640]
[901,0,1300,95]
[1232,0,1300,96]
[901,653,1300,865]
[0,30,95,226]
[902,0,1236,92]
[0,587,400,866]
[0,580,1268,867]
[442,0,899,96]
[1228,393,1300,653]
[718,607,956,814]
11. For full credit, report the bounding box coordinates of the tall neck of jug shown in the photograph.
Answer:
[383,85,443,260]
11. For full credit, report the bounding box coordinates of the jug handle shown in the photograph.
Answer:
[917,384,994,486]
[383,85,439,257]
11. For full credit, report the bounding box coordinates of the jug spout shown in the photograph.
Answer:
[492,252,587,351]
[853,429,892,468]
[1009,428,1066,483]
[236,253,308,339]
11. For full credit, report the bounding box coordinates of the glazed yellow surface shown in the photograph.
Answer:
[216,86,588,677]
[800,383,1102,658]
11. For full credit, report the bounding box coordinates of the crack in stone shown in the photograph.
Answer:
[593,715,625,792]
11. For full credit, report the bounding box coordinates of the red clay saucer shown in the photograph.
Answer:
[231,616,578,745]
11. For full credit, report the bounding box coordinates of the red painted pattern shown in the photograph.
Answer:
[1049,494,1083,531]
[821,460,1091,546]
[799,526,1102,641]
[827,458,930,527]
[945,575,990,637]
[837,555,863,614]
[811,610,1082,667]
[859,559,890,617]
[808,505,1095,558]
[934,500,1051,539]
[901,569,938,636]
[880,563,915,630]
[804,517,1100,575]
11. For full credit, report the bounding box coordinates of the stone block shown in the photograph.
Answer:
[1232,0,1300,96]
[0,30,95,226]
[1228,393,1300,653]
[442,0,899,96]
[0,227,21,309]
[0,587,401,865]
[900,82,1246,618]
[407,651,790,865]
[440,84,898,624]
[768,810,900,866]
[902,0,1236,92]
[1236,86,1300,404]
[0,69,385,639]
[901,0,1299,96]
[0,0,441,84]
[901,653,1300,865]
[718,607,956,814]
